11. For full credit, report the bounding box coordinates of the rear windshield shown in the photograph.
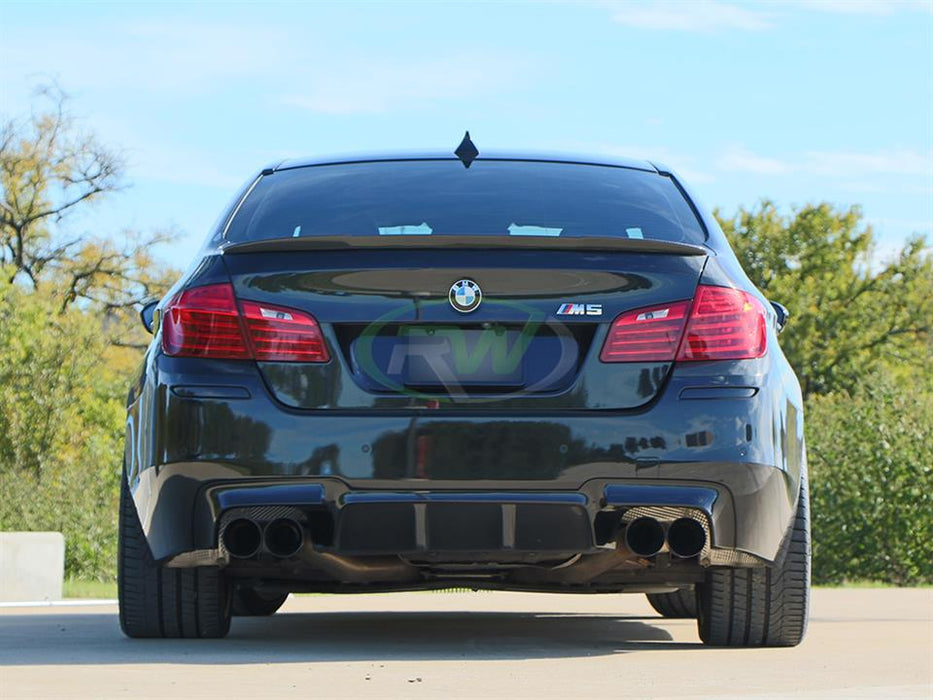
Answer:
[225,160,705,244]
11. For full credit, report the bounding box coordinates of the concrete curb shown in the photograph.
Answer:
[0,531,65,602]
[0,598,117,608]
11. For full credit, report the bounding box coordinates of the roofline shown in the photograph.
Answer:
[275,150,660,174]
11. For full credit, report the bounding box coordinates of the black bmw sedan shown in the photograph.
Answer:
[120,142,810,646]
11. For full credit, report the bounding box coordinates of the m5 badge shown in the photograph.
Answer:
[556,303,602,316]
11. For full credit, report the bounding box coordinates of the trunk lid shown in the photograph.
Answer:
[222,241,706,411]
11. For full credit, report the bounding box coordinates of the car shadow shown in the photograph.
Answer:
[0,610,705,666]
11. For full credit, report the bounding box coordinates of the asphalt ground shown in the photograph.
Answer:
[0,588,930,699]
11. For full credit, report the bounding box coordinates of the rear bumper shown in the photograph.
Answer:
[126,352,804,575]
[135,462,793,566]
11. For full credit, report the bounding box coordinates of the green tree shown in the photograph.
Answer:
[0,84,176,344]
[807,376,933,585]
[718,202,933,585]
[716,202,932,398]
[0,84,177,580]
[0,278,123,578]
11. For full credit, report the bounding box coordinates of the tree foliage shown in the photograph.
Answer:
[0,84,176,343]
[717,201,932,398]
[0,85,123,286]
[807,376,933,585]
[718,202,933,584]
[0,86,177,579]
[0,279,123,578]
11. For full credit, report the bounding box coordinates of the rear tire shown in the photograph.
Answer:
[696,472,810,647]
[646,587,697,618]
[231,588,289,617]
[118,474,231,638]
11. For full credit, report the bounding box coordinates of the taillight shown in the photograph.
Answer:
[240,300,329,362]
[599,300,690,362]
[677,285,766,361]
[162,284,250,359]
[600,285,767,363]
[162,283,329,362]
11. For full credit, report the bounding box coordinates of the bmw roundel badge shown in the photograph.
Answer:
[449,279,482,313]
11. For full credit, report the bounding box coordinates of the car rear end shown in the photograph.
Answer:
[120,155,809,645]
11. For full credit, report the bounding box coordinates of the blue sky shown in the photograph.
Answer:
[1,1,931,266]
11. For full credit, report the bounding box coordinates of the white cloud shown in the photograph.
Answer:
[868,216,933,234]
[131,150,246,190]
[593,0,930,33]
[0,18,532,113]
[866,218,933,264]
[278,53,529,115]
[604,1,773,32]
[789,0,933,16]
[0,16,538,190]
[716,146,793,175]
[802,149,933,177]
[835,181,889,194]
[715,146,933,179]
[0,20,285,96]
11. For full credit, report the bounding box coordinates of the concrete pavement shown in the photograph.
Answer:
[0,588,930,699]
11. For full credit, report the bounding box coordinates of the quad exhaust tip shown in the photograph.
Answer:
[625,517,666,557]
[623,516,708,558]
[222,518,262,559]
[222,517,305,558]
[667,517,707,558]
[264,518,304,558]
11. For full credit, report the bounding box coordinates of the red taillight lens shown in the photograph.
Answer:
[162,283,328,362]
[240,300,329,362]
[600,285,767,363]
[600,300,690,362]
[162,284,250,359]
[677,285,767,361]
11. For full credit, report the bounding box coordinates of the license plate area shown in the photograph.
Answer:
[400,327,524,388]
[344,323,590,395]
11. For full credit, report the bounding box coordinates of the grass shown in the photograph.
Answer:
[814,580,932,589]
[63,579,117,599]
[60,578,927,599]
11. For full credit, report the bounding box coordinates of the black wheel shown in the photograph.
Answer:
[646,587,697,618]
[232,588,289,616]
[118,474,231,638]
[696,472,811,647]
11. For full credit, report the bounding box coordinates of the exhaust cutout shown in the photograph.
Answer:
[264,518,304,558]
[667,518,707,558]
[625,517,666,557]
[222,518,262,559]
